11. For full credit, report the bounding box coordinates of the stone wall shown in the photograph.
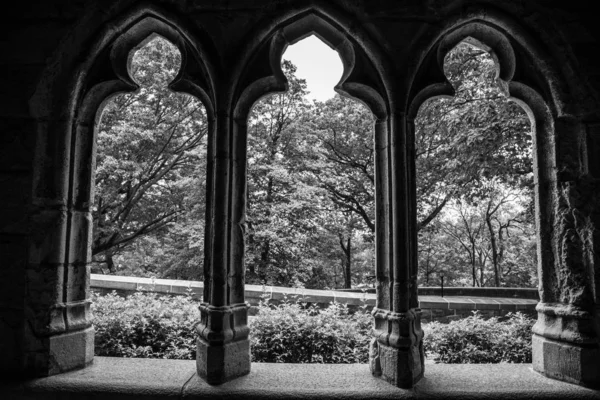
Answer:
[91,274,537,322]
[0,0,598,390]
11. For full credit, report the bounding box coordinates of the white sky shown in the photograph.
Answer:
[282,35,343,102]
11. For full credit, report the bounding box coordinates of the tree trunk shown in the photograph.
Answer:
[339,234,352,289]
[471,241,477,287]
[344,237,351,289]
[105,250,116,274]
[486,215,500,287]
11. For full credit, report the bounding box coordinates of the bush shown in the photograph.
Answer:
[92,291,534,365]
[423,311,535,363]
[92,291,199,359]
[249,294,372,363]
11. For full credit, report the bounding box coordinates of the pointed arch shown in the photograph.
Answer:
[406,8,571,120]
[232,9,390,120]
[405,7,600,387]
[24,5,218,376]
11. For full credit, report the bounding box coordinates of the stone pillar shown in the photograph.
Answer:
[196,113,250,384]
[20,118,94,377]
[532,118,600,388]
[370,115,424,388]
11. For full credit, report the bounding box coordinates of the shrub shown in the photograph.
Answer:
[92,291,534,365]
[92,291,199,359]
[423,311,535,363]
[249,294,372,363]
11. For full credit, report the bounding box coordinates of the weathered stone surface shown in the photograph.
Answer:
[8,359,598,400]
[47,327,94,376]
[65,264,90,303]
[196,338,251,385]
[67,211,92,265]
[533,334,600,388]
[28,209,68,265]
[0,0,599,393]
[31,119,71,206]
[371,308,424,388]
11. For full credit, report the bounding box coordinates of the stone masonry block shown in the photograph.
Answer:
[71,124,96,210]
[26,264,64,308]
[65,264,90,302]
[196,337,251,384]
[32,120,71,206]
[533,334,600,388]
[67,211,92,265]
[25,302,66,337]
[376,341,424,388]
[29,209,68,265]
[23,325,94,377]
[65,300,92,331]
[47,326,94,376]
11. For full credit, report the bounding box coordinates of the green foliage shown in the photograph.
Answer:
[93,36,537,290]
[245,61,375,289]
[416,42,536,287]
[423,311,535,363]
[92,292,534,365]
[93,36,207,279]
[91,291,199,359]
[249,294,372,363]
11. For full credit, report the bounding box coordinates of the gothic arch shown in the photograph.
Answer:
[405,11,599,386]
[232,9,390,120]
[25,6,217,376]
[222,6,423,387]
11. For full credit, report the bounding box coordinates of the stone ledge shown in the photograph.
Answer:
[90,274,538,312]
[2,357,599,399]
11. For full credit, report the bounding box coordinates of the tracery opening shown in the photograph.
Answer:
[92,36,208,282]
[245,35,376,291]
[415,40,535,290]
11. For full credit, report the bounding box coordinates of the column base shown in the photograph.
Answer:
[533,334,600,388]
[532,303,600,389]
[370,308,424,388]
[372,340,424,388]
[196,337,251,384]
[25,326,94,377]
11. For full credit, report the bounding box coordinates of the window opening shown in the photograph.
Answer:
[246,35,375,291]
[415,40,535,289]
[92,36,208,281]
[246,34,376,364]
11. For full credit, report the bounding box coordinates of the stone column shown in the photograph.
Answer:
[20,117,94,377]
[196,112,250,384]
[370,114,424,388]
[532,118,600,388]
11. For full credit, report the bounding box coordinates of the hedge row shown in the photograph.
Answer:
[91,291,535,363]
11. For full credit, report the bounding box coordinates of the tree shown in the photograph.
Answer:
[246,62,376,289]
[415,41,536,287]
[307,96,375,233]
[93,36,208,276]
[427,180,536,288]
[415,42,532,232]
[246,60,319,286]
[301,95,376,288]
